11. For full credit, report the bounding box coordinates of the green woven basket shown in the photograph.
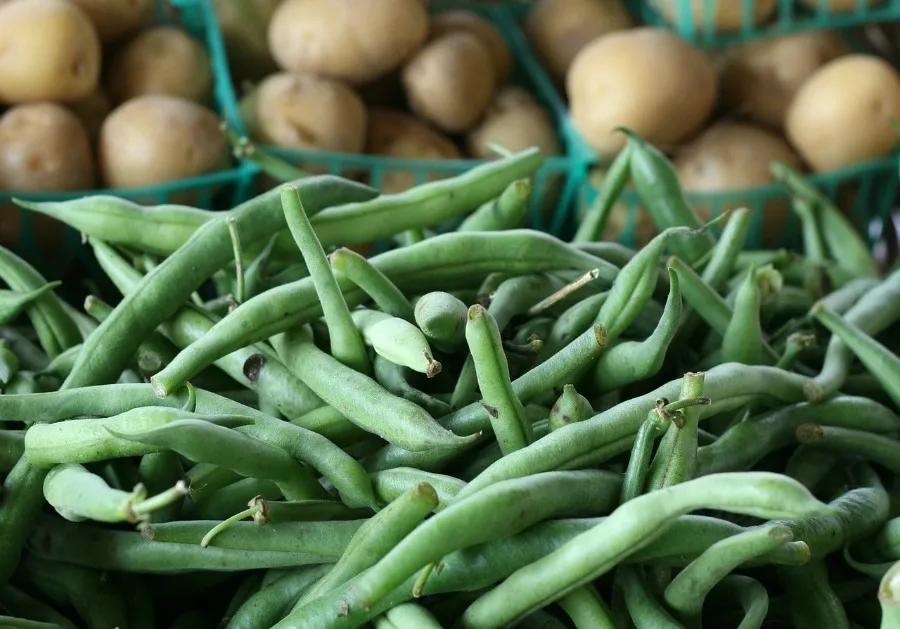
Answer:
[230,1,592,239]
[0,0,254,281]
[630,0,900,46]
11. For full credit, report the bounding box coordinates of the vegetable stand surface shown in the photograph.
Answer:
[1,137,900,628]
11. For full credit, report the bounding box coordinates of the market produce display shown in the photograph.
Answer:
[0,131,898,628]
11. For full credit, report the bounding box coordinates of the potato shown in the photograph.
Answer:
[242,72,367,154]
[106,26,214,106]
[0,103,95,191]
[66,85,111,141]
[673,121,803,245]
[797,0,880,12]
[214,0,282,84]
[567,28,718,157]
[98,95,230,190]
[403,32,496,133]
[652,0,776,32]
[786,54,900,172]
[719,31,849,129]
[467,87,560,158]
[430,10,512,84]
[67,0,153,43]
[0,0,101,104]
[268,0,429,85]
[524,0,633,82]
[366,108,461,194]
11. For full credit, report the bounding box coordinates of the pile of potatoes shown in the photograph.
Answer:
[524,0,900,245]
[217,0,562,194]
[0,0,231,194]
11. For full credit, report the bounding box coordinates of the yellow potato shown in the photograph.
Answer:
[430,10,513,84]
[214,0,282,84]
[653,0,776,32]
[719,31,849,129]
[403,32,497,133]
[0,0,101,104]
[67,0,153,43]
[467,87,560,158]
[98,95,230,190]
[0,102,95,191]
[268,0,429,85]
[673,121,803,245]
[524,0,633,82]
[786,54,900,172]
[567,28,718,157]
[106,26,214,105]
[366,108,461,194]
[65,85,111,141]
[242,72,367,154]
[798,0,881,12]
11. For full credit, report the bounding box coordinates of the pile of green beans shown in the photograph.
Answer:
[2,132,900,629]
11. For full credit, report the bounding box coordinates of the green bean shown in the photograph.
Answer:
[340,470,622,611]
[818,277,881,315]
[593,267,682,392]
[290,405,368,445]
[137,451,185,523]
[548,384,593,433]
[457,472,831,628]
[43,462,188,523]
[664,524,796,617]
[0,585,77,629]
[0,430,25,474]
[226,565,331,629]
[538,291,608,360]
[373,356,451,418]
[778,560,850,629]
[785,446,841,492]
[0,282,62,328]
[69,176,376,389]
[722,265,771,365]
[23,408,253,468]
[711,575,769,629]
[295,482,438,608]
[37,342,80,379]
[282,184,370,374]
[225,216,246,304]
[696,396,900,475]
[414,292,468,353]
[573,142,632,243]
[879,560,900,628]
[152,230,615,395]
[529,269,602,316]
[876,518,900,560]
[330,248,414,321]
[811,268,900,399]
[0,328,48,372]
[796,423,900,475]
[243,233,280,300]
[18,555,129,629]
[793,196,828,264]
[621,406,671,503]
[668,255,733,335]
[272,328,474,452]
[646,372,706,490]
[701,208,751,291]
[776,331,816,370]
[458,178,531,232]
[351,309,440,376]
[616,565,683,628]
[368,468,465,512]
[0,456,49,583]
[556,583,615,629]
[0,616,66,628]
[118,574,155,629]
[220,572,266,628]
[465,305,532,455]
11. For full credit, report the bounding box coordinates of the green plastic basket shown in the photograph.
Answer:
[229,1,592,239]
[578,153,899,251]
[629,0,900,46]
[0,0,254,280]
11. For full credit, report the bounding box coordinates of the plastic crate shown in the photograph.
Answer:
[0,0,255,280]
[577,153,899,251]
[629,0,900,47]
[228,1,592,239]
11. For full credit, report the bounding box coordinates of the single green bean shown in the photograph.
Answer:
[226,565,331,629]
[548,384,594,433]
[458,178,531,232]
[330,247,414,321]
[777,560,851,629]
[414,291,468,353]
[573,143,632,243]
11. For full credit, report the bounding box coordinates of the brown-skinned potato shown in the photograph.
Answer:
[653,0,777,32]
[67,0,153,43]
[430,10,512,84]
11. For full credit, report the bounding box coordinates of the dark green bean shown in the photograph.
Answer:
[226,565,331,629]
[0,585,77,629]
[777,560,850,629]
[0,456,47,583]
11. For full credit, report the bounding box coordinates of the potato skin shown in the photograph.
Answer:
[467,87,560,158]
[786,54,900,172]
[0,102,95,191]
[567,28,718,157]
[525,0,633,82]
[65,85,111,141]
[366,108,461,193]
[430,10,512,84]
[797,0,880,12]
[653,0,776,32]
[98,95,230,189]
[268,0,429,85]
[67,0,153,43]
[403,32,497,133]
[719,31,848,129]
[245,72,367,154]
[106,26,214,105]
[214,0,282,84]
[0,0,101,104]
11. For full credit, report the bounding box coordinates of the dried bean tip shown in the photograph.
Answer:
[467,304,486,320]
[795,422,824,443]
[592,324,609,349]
[425,353,442,378]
